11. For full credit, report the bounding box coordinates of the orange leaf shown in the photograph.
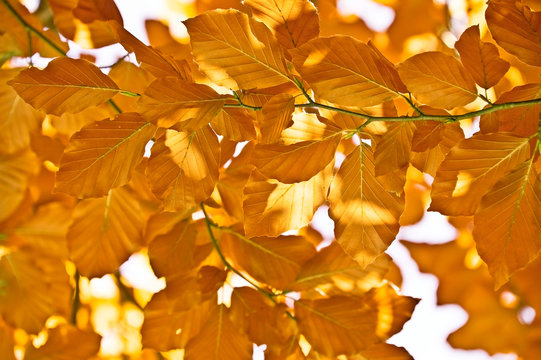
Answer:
[138,77,228,129]
[374,121,415,176]
[8,58,121,115]
[455,25,510,89]
[474,160,541,289]
[397,52,477,109]
[0,321,15,360]
[329,145,404,267]
[244,0,319,51]
[259,93,295,144]
[184,9,291,90]
[211,108,257,142]
[486,0,541,66]
[429,133,531,215]
[56,113,155,198]
[290,36,406,107]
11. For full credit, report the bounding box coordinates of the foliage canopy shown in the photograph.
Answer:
[0,0,540,359]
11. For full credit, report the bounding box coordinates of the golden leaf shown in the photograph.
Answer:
[329,145,404,267]
[56,113,155,198]
[351,343,413,360]
[243,165,333,238]
[211,108,257,142]
[486,0,541,67]
[455,25,510,89]
[24,324,101,360]
[67,186,147,277]
[290,36,406,107]
[0,249,71,333]
[8,58,121,115]
[221,232,316,289]
[429,133,532,216]
[374,121,415,176]
[184,9,291,89]
[474,160,541,289]
[138,77,228,129]
[295,296,379,357]
[244,0,319,51]
[397,52,477,109]
[147,126,220,212]
[0,320,15,360]
[108,61,155,113]
[259,93,296,144]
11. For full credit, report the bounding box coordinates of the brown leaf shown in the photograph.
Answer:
[184,9,291,89]
[455,25,510,89]
[397,52,477,109]
[8,58,121,115]
[486,0,541,66]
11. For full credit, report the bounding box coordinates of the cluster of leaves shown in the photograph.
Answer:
[0,0,540,359]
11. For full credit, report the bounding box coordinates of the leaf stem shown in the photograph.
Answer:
[71,270,80,325]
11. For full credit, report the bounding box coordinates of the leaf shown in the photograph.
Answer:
[24,324,101,360]
[0,321,15,360]
[473,160,541,289]
[290,36,406,107]
[147,126,220,212]
[374,121,415,176]
[0,249,71,333]
[0,69,44,155]
[184,305,253,360]
[295,296,379,357]
[56,113,155,198]
[259,93,296,144]
[486,0,541,67]
[252,133,341,183]
[138,77,228,129]
[328,145,404,267]
[411,121,446,152]
[67,186,147,277]
[0,149,39,222]
[221,233,316,289]
[243,165,333,238]
[211,108,257,142]
[352,343,413,360]
[429,133,532,216]
[184,9,291,90]
[8,58,121,115]
[397,51,477,109]
[455,25,510,89]
[244,0,319,50]
[108,61,155,113]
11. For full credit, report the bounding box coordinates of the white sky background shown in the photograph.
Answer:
[19,0,522,358]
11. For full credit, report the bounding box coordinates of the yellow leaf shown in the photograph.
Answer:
[8,58,121,115]
[49,105,114,138]
[259,93,296,144]
[351,343,413,360]
[295,296,379,357]
[455,25,510,89]
[108,61,155,113]
[0,249,71,333]
[184,305,253,360]
[252,133,341,183]
[147,126,220,212]
[211,108,257,142]
[0,69,44,155]
[397,52,477,109]
[24,324,101,360]
[184,9,291,89]
[0,320,15,360]
[329,145,404,267]
[280,113,342,144]
[290,36,406,107]
[474,160,541,289]
[0,148,39,222]
[429,133,532,215]
[486,0,541,67]
[138,77,228,129]
[221,232,316,289]
[243,165,333,237]
[374,121,415,176]
[56,113,155,198]
[67,186,147,277]
[244,0,319,51]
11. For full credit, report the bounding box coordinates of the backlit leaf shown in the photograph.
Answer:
[455,25,510,89]
[329,145,404,267]
[211,108,257,142]
[259,93,295,144]
[374,121,415,176]
[56,113,155,198]
[67,186,147,277]
[474,160,541,289]
[486,0,541,66]
[290,36,406,107]
[184,9,291,89]
[397,52,477,109]
[138,77,228,129]
[429,133,531,216]
[244,0,319,51]
[243,165,333,238]
[8,58,121,115]
[352,343,413,360]
[0,321,15,360]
